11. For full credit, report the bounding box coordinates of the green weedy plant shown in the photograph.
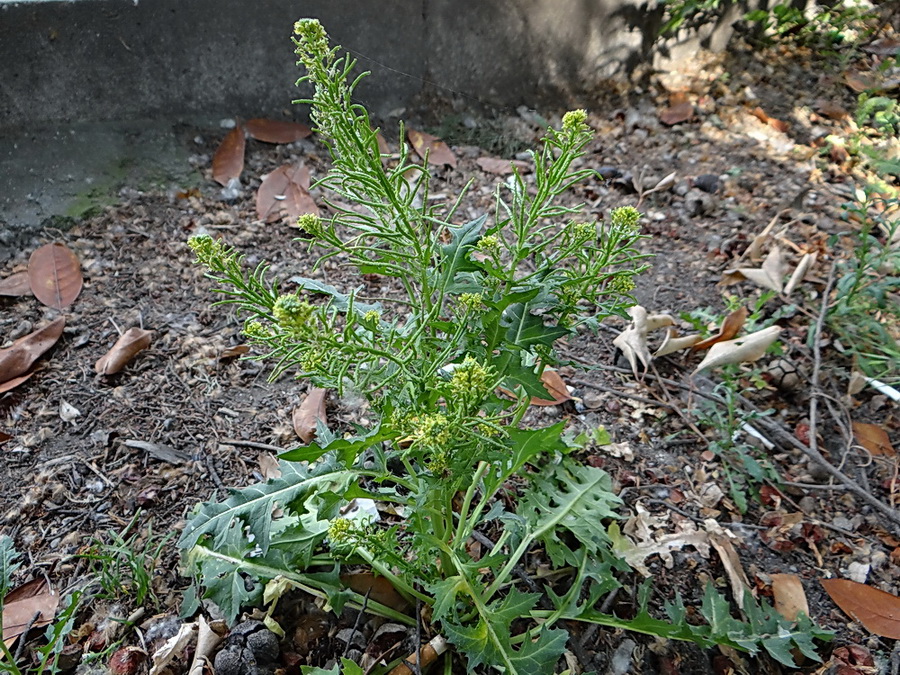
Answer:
[179,19,831,673]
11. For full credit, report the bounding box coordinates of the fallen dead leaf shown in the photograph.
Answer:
[852,421,895,457]
[59,398,81,423]
[771,573,809,621]
[814,99,849,121]
[0,317,65,385]
[613,306,675,377]
[258,453,281,481]
[654,328,702,357]
[95,327,153,375]
[659,101,694,125]
[722,246,787,292]
[2,578,60,647]
[407,129,457,168]
[693,325,782,374]
[256,163,319,223]
[709,531,751,611]
[476,157,528,175]
[375,131,390,156]
[293,387,328,443]
[0,272,32,297]
[212,127,246,186]
[244,118,311,143]
[341,571,410,613]
[750,106,789,133]
[149,622,199,675]
[845,70,877,93]
[219,344,250,361]
[822,578,900,639]
[530,369,573,406]
[784,252,817,296]
[0,370,37,394]
[28,243,83,310]
[187,617,225,675]
[692,307,749,352]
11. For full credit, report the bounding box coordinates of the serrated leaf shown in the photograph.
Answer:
[442,589,567,675]
[288,276,380,316]
[429,575,468,622]
[502,303,570,350]
[518,459,620,567]
[177,459,355,555]
[440,215,486,285]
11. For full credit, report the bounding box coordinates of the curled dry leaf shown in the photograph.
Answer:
[613,306,675,377]
[187,616,225,675]
[243,118,311,143]
[256,163,319,223]
[692,307,749,352]
[784,252,817,296]
[0,317,65,384]
[708,532,751,611]
[2,577,60,647]
[407,128,457,168]
[693,325,782,374]
[212,127,246,186]
[28,243,83,310]
[0,370,37,394]
[771,573,809,621]
[132,620,196,673]
[341,571,410,613]
[723,246,786,292]
[659,101,694,125]
[531,369,573,406]
[654,328,702,357]
[293,387,328,443]
[95,327,153,375]
[220,344,250,361]
[822,578,900,639]
[852,421,895,457]
[0,272,32,297]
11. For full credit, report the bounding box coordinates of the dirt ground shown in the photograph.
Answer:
[1,31,899,675]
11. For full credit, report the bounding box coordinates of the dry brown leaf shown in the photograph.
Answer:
[0,431,11,445]
[0,317,65,384]
[243,118,311,143]
[0,370,37,394]
[864,38,900,55]
[187,617,225,675]
[693,325,782,374]
[771,573,809,621]
[95,327,153,375]
[613,306,675,377]
[845,70,877,93]
[659,101,694,125]
[28,243,83,309]
[0,272,32,297]
[784,252,817,296]
[822,578,900,639]
[692,307,749,352]
[375,131,390,156]
[750,107,789,133]
[340,571,410,613]
[653,328,702,357]
[709,532,751,611]
[2,578,60,647]
[150,615,202,675]
[258,453,281,481]
[293,387,328,443]
[723,246,786,292]
[852,421,895,457]
[814,99,849,120]
[220,344,250,360]
[530,369,573,406]
[476,157,521,175]
[256,163,318,223]
[407,129,457,168]
[212,127,246,186]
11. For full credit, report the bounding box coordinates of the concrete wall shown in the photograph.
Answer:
[0,0,705,130]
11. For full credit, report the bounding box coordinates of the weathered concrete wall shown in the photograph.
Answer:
[0,0,720,130]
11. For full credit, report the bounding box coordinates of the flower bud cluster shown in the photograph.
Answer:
[458,293,485,314]
[609,206,641,233]
[272,294,316,334]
